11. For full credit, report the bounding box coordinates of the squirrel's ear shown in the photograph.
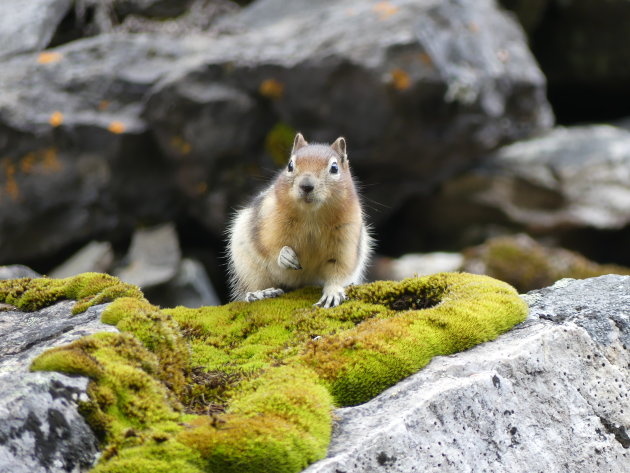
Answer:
[331,137,347,162]
[292,133,308,154]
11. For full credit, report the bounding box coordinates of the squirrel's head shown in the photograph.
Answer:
[278,133,352,209]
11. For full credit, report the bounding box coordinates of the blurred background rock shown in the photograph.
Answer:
[0,0,628,304]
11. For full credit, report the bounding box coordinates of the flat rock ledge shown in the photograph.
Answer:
[304,274,630,473]
[0,301,116,473]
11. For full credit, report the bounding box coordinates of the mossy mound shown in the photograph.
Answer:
[0,272,143,314]
[3,272,528,473]
[463,234,630,293]
[301,273,527,405]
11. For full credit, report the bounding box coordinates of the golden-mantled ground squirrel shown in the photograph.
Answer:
[227,133,372,308]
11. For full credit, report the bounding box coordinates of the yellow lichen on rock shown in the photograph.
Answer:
[6,272,528,473]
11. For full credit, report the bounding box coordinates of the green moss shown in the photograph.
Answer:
[179,365,332,473]
[102,298,190,397]
[264,122,297,167]
[0,273,143,314]
[22,272,527,473]
[92,438,206,473]
[300,273,527,405]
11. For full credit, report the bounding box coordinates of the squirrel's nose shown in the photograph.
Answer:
[300,183,314,194]
[299,179,315,194]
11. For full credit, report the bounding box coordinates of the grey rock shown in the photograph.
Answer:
[304,275,630,473]
[523,276,630,348]
[0,265,41,280]
[0,33,194,263]
[145,257,221,308]
[114,223,181,288]
[0,301,117,373]
[50,241,114,278]
[0,372,97,473]
[396,125,630,252]
[0,301,116,472]
[460,125,630,231]
[0,0,72,59]
[370,252,463,281]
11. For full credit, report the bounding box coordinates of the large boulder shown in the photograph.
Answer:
[304,275,630,472]
[0,33,195,262]
[0,0,552,264]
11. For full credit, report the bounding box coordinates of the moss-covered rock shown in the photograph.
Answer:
[302,273,527,406]
[2,272,527,473]
[0,272,143,314]
[463,234,630,293]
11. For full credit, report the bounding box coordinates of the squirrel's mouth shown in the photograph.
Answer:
[298,193,321,206]
[298,190,317,203]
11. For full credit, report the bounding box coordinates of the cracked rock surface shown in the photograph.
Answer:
[305,275,630,473]
[0,301,116,473]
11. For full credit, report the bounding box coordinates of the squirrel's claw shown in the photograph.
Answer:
[315,286,346,308]
[278,246,302,270]
[245,287,284,302]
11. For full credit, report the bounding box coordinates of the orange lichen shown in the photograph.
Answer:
[259,79,284,100]
[41,148,62,172]
[18,149,62,175]
[0,148,65,201]
[20,153,36,173]
[373,1,399,19]
[170,136,192,156]
[49,111,64,128]
[108,121,126,134]
[419,52,433,66]
[390,68,411,90]
[37,52,63,64]
[2,161,19,200]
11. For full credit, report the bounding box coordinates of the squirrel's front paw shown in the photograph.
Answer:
[315,286,346,308]
[277,246,302,270]
[245,287,284,302]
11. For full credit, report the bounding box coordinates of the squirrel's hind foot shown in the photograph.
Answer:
[245,288,285,302]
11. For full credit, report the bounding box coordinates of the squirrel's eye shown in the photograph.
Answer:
[330,161,339,174]
[287,160,294,172]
